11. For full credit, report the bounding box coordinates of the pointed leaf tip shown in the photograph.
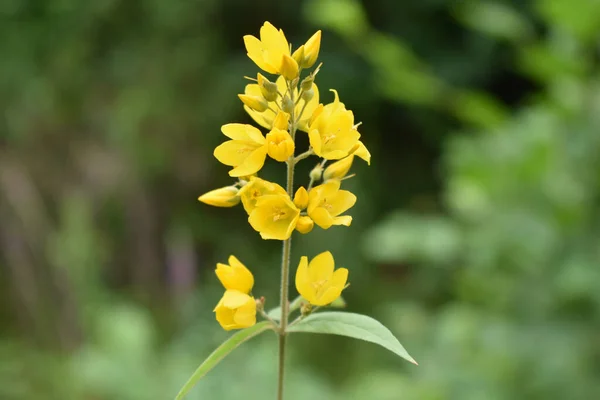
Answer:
[287,311,417,365]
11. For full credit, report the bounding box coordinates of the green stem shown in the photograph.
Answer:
[277,80,298,400]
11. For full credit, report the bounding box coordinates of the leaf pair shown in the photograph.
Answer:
[174,312,417,400]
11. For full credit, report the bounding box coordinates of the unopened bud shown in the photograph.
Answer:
[238,93,268,112]
[255,296,266,312]
[301,88,314,102]
[300,302,313,316]
[266,129,295,162]
[293,187,309,209]
[279,54,299,80]
[295,216,314,234]
[300,76,314,91]
[309,164,323,181]
[292,45,305,67]
[257,73,278,102]
[198,186,240,207]
[281,95,294,114]
[302,31,321,69]
[323,155,354,181]
[273,111,290,131]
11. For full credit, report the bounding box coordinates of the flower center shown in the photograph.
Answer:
[272,207,288,222]
[311,279,328,296]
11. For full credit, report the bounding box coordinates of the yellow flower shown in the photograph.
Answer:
[295,251,348,306]
[238,177,287,214]
[243,21,291,75]
[215,255,254,294]
[266,128,295,162]
[293,187,309,209]
[198,186,240,207]
[323,155,354,181]
[292,30,321,69]
[244,76,320,133]
[307,180,356,229]
[214,123,267,177]
[238,84,268,112]
[295,216,314,234]
[248,193,300,240]
[308,90,360,160]
[214,290,256,331]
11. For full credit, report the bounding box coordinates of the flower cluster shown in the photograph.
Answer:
[198,22,370,330]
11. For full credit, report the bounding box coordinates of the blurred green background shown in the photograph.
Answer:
[2,0,600,398]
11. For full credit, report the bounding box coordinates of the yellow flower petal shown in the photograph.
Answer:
[354,140,371,165]
[332,215,353,226]
[295,256,316,302]
[244,105,274,130]
[315,286,342,306]
[308,251,335,283]
[309,207,334,229]
[214,141,258,167]
[222,290,251,308]
[229,146,268,177]
[214,256,254,293]
[239,177,287,214]
[330,267,348,288]
[243,35,277,74]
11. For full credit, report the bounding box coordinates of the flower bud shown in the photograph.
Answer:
[293,187,309,209]
[281,95,294,114]
[309,164,323,181]
[300,76,314,91]
[301,88,314,102]
[279,54,299,80]
[256,296,265,312]
[266,128,295,162]
[292,45,305,66]
[301,30,321,68]
[323,155,354,181]
[198,186,240,207]
[300,301,313,316]
[273,111,290,131]
[295,216,314,234]
[238,93,268,112]
[257,73,278,102]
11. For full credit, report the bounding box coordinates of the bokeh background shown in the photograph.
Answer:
[2,0,600,398]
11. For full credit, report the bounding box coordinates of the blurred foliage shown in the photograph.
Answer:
[1,0,600,399]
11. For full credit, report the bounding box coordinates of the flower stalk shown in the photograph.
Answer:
[197,21,372,400]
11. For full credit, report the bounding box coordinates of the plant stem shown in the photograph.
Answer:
[277,80,298,400]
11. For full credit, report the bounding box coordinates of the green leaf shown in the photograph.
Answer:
[287,311,417,365]
[174,322,274,400]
